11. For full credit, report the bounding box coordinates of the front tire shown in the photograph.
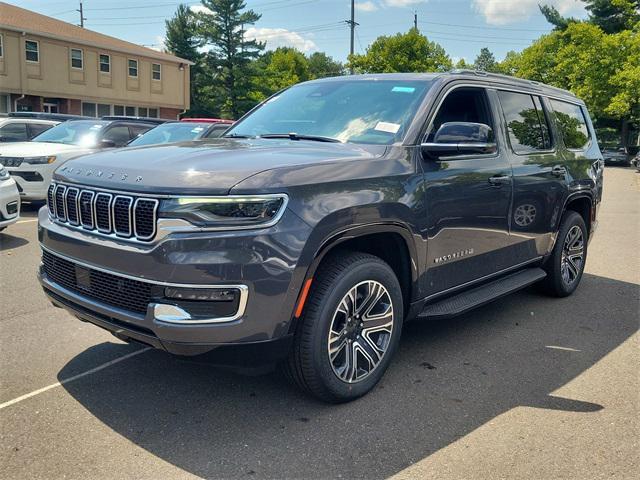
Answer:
[284,252,403,403]
[540,211,588,297]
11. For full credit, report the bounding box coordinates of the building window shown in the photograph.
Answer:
[125,106,136,116]
[71,48,83,69]
[82,102,97,117]
[114,105,124,116]
[138,107,148,117]
[152,63,161,81]
[97,104,111,117]
[148,108,159,118]
[99,54,110,73]
[128,59,138,77]
[25,40,39,63]
[0,34,4,58]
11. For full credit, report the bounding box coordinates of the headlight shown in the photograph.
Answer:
[23,156,57,164]
[0,167,9,181]
[159,194,288,229]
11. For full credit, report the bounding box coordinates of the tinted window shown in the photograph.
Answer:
[129,123,208,146]
[427,87,494,142]
[102,126,131,147]
[549,99,590,150]
[28,123,55,138]
[498,91,552,153]
[227,80,432,145]
[0,122,29,141]
[32,121,109,146]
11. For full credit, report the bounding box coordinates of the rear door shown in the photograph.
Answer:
[422,85,515,297]
[496,90,568,259]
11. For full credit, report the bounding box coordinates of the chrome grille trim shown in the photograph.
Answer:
[48,182,158,243]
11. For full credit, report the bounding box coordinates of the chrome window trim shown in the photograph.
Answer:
[111,195,133,237]
[78,190,95,229]
[133,198,159,240]
[40,245,249,324]
[93,192,113,234]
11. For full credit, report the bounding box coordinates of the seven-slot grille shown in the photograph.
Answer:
[41,250,155,315]
[47,183,158,242]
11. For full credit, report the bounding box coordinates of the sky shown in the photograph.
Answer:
[12,0,589,63]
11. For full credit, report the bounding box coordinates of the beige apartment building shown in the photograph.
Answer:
[0,2,191,119]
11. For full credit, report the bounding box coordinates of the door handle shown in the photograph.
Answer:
[551,165,567,176]
[488,174,511,186]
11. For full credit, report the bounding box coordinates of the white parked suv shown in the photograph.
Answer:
[0,166,20,231]
[0,116,59,143]
[0,118,158,201]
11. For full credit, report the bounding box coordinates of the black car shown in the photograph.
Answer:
[601,146,630,166]
[38,72,603,402]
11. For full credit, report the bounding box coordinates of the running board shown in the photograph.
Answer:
[419,268,547,320]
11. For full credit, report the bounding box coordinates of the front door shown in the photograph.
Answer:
[422,86,517,297]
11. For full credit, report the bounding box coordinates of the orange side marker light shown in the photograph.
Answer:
[294,278,313,318]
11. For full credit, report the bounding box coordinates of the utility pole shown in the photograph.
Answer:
[414,10,418,30]
[346,0,359,74]
[77,1,86,28]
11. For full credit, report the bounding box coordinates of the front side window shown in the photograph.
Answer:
[549,99,590,150]
[102,125,132,147]
[70,48,83,69]
[426,87,494,142]
[498,91,552,154]
[25,40,39,62]
[152,63,161,81]
[226,79,432,145]
[99,54,110,73]
[128,59,138,77]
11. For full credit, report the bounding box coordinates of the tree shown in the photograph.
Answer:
[539,0,640,34]
[498,50,521,76]
[454,58,471,69]
[347,28,452,73]
[307,52,344,78]
[164,4,205,114]
[194,0,264,118]
[539,5,576,30]
[473,47,499,72]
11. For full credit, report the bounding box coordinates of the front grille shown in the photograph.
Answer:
[0,157,23,167]
[48,182,158,242]
[41,250,156,315]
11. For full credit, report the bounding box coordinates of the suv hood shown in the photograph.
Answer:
[53,138,385,195]
[0,142,88,157]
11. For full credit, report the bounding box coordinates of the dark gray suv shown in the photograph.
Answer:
[38,72,604,402]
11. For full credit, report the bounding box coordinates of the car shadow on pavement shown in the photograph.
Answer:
[0,232,29,251]
[58,273,639,479]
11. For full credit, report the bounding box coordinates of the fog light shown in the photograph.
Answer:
[164,287,236,302]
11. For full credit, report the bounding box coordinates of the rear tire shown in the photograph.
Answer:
[283,251,403,403]
[540,211,587,297]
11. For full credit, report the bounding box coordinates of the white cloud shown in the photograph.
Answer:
[356,1,379,12]
[244,27,317,52]
[149,36,165,52]
[190,5,213,14]
[472,0,585,25]
[382,0,425,7]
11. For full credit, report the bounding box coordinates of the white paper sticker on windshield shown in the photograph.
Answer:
[375,122,400,134]
[192,127,204,133]
[90,125,104,130]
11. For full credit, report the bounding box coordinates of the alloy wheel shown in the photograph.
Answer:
[327,280,394,383]
[560,225,584,285]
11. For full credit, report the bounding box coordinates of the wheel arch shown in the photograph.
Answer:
[563,193,593,235]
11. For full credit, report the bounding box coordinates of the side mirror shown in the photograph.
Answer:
[421,122,497,159]
[99,139,117,148]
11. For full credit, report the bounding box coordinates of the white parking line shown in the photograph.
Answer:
[16,218,38,224]
[0,347,151,410]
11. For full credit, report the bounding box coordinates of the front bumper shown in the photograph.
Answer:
[6,162,56,201]
[38,205,311,356]
[0,178,20,228]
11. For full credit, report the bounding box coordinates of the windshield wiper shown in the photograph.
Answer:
[223,133,255,139]
[259,133,341,143]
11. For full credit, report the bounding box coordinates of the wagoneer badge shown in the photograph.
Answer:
[434,248,474,264]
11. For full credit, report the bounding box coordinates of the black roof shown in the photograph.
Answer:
[7,112,90,122]
[100,116,166,125]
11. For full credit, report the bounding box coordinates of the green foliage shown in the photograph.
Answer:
[538,4,577,31]
[307,52,344,78]
[454,58,471,69]
[585,0,640,34]
[195,0,264,118]
[473,47,500,72]
[347,28,452,73]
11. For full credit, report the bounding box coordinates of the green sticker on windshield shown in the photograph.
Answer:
[392,86,415,93]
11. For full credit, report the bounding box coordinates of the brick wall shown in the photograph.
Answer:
[159,107,182,120]
[12,94,42,112]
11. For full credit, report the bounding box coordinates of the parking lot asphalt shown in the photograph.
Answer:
[0,167,638,480]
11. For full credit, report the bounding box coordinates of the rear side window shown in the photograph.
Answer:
[0,122,29,142]
[549,99,590,150]
[498,91,552,154]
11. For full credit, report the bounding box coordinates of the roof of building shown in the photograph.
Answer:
[0,2,193,65]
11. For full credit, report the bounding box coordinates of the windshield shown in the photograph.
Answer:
[128,122,210,146]
[32,121,108,146]
[226,79,432,145]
